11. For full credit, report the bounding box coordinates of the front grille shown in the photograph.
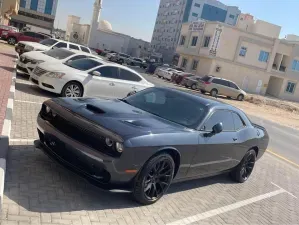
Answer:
[33,67,47,76]
[40,106,121,157]
[18,43,25,48]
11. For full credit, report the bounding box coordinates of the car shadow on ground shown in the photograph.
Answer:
[5,144,235,213]
[0,66,15,73]
[0,52,16,59]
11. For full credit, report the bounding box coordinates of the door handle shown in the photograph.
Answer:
[109,82,115,86]
[233,138,238,141]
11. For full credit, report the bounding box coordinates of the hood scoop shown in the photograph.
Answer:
[122,120,151,128]
[86,104,105,114]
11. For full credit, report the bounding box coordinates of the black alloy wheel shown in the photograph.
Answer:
[230,149,256,183]
[8,37,16,45]
[191,84,197,90]
[133,153,174,205]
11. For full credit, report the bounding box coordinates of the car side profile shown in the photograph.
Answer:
[29,58,154,98]
[17,48,101,75]
[36,87,269,205]
[15,38,91,55]
[198,75,247,101]
[5,31,50,46]
[181,76,202,90]
[126,57,147,68]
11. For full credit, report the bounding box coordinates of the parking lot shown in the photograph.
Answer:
[1,46,299,224]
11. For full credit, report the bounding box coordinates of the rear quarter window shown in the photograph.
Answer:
[80,46,90,53]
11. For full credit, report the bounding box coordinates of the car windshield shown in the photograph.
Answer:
[123,88,207,129]
[43,49,75,59]
[39,38,58,46]
[66,58,103,71]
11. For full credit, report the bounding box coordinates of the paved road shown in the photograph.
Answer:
[2,59,299,224]
[140,71,299,166]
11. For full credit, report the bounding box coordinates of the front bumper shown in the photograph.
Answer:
[16,59,36,75]
[15,45,29,55]
[29,74,64,94]
[36,114,136,190]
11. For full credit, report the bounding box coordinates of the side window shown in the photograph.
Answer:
[232,112,246,131]
[69,55,87,61]
[93,66,119,79]
[54,42,68,48]
[212,78,221,85]
[119,69,142,82]
[80,46,90,53]
[69,44,80,50]
[229,82,239,90]
[202,110,234,132]
[23,32,35,37]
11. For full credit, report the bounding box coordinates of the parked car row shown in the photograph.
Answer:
[155,67,247,101]
[16,43,154,99]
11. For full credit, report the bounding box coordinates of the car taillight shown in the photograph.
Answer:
[204,81,211,85]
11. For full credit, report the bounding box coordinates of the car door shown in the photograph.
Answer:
[118,68,145,96]
[84,66,120,98]
[188,110,239,177]
[227,82,241,98]
[21,32,36,42]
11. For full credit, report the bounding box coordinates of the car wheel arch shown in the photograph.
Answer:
[151,147,181,178]
[251,146,259,157]
[62,80,84,96]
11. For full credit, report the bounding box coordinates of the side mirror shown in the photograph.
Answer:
[212,123,223,134]
[92,71,101,76]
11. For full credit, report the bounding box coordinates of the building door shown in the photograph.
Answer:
[256,80,263,94]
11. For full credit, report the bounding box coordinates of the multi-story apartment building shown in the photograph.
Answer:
[9,0,58,33]
[151,0,240,62]
[176,15,299,101]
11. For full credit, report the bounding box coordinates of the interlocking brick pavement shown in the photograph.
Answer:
[0,43,16,133]
[2,70,299,225]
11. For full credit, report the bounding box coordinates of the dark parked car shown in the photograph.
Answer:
[181,76,202,90]
[36,87,269,205]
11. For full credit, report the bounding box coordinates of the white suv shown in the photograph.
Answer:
[17,38,91,54]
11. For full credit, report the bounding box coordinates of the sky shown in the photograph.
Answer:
[54,0,299,42]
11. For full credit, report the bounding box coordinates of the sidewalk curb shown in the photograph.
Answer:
[0,60,16,210]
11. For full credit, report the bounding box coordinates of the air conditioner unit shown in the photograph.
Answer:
[216,66,221,72]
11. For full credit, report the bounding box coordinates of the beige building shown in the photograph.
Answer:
[65,15,90,45]
[176,15,299,101]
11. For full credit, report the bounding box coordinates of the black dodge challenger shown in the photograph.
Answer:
[36,87,269,205]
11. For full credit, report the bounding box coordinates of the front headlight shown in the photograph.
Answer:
[25,45,34,51]
[31,60,44,64]
[45,72,65,79]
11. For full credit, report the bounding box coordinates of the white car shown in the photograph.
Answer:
[107,53,117,60]
[162,69,181,80]
[29,58,154,98]
[16,48,101,75]
[17,38,91,53]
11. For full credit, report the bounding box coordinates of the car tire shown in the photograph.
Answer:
[191,84,197,90]
[230,149,256,183]
[8,37,17,45]
[237,94,244,101]
[133,153,175,205]
[200,90,206,94]
[210,89,218,97]
[61,81,83,97]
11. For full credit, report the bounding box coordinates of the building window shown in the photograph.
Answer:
[30,0,38,10]
[45,0,54,15]
[203,36,211,47]
[192,60,199,70]
[194,3,200,7]
[258,51,270,62]
[192,13,198,17]
[285,82,296,94]
[181,58,188,68]
[191,36,198,46]
[20,0,26,8]
[229,14,235,19]
[292,60,299,71]
[180,35,186,45]
[239,47,247,57]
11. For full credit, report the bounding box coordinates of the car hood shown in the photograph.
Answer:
[49,98,191,138]
[22,51,57,62]
[37,61,80,73]
[20,41,49,50]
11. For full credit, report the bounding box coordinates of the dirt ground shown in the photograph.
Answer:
[221,96,299,130]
